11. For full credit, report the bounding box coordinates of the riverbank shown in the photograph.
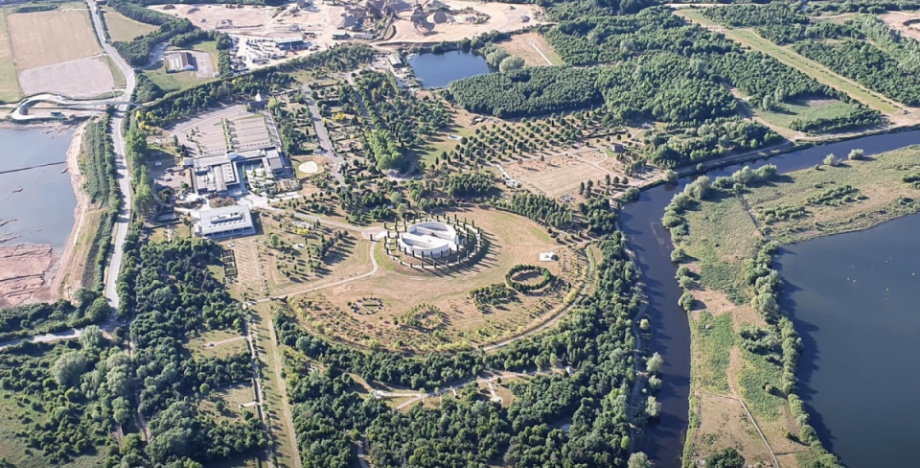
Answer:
[665,144,920,466]
[53,120,94,299]
[624,128,920,467]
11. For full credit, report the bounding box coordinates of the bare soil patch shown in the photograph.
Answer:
[691,392,776,467]
[19,56,115,98]
[384,0,549,44]
[880,11,920,43]
[7,7,101,70]
[0,244,57,307]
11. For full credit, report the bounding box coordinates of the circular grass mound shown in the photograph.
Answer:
[506,265,553,292]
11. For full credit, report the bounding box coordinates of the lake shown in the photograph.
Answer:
[779,213,920,468]
[621,128,920,467]
[0,127,77,250]
[407,50,491,89]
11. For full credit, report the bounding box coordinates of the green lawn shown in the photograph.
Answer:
[756,98,858,130]
[691,311,734,394]
[102,8,157,42]
[678,9,900,114]
[680,192,761,303]
[105,54,126,88]
[0,8,22,103]
[145,41,219,92]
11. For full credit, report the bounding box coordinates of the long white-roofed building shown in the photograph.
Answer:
[196,205,255,239]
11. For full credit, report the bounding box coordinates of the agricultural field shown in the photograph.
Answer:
[0,4,118,99]
[286,208,592,352]
[0,9,19,103]
[101,8,158,42]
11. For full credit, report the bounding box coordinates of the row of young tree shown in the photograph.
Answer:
[81,116,122,289]
[276,233,653,467]
[354,70,451,149]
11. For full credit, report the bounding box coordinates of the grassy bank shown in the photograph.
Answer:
[669,146,920,466]
[79,116,119,291]
[744,146,920,243]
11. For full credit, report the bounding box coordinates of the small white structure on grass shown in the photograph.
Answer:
[398,221,459,258]
[539,251,558,262]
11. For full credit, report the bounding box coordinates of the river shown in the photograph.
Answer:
[0,127,77,250]
[621,128,920,467]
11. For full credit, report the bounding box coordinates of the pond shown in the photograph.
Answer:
[0,127,77,250]
[778,213,920,468]
[620,128,920,467]
[407,50,491,89]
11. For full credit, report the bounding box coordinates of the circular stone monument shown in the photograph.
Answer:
[397,221,459,258]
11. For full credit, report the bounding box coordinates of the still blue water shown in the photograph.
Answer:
[407,50,491,89]
[778,213,920,468]
[0,127,77,250]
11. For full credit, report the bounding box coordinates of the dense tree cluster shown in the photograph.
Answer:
[702,2,808,28]
[441,171,495,198]
[82,117,121,289]
[498,193,575,230]
[645,118,780,167]
[599,53,737,123]
[278,234,648,467]
[115,237,268,466]
[0,339,120,464]
[355,70,451,149]
[0,297,102,344]
[793,40,920,106]
[449,67,601,118]
[546,7,731,66]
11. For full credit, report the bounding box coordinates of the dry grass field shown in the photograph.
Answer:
[102,8,158,42]
[505,155,613,199]
[744,146,920,243]
[0,9,20,103]
[496,32,563,66]
[7,7,102,70]
[288,208,590,352]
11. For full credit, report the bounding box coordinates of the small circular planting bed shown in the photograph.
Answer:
[506,265,553,292]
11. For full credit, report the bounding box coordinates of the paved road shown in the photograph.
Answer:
[10,93,135,121]
[301,83,344,185]
[87,0,137,310]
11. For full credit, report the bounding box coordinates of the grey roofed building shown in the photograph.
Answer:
[166,52,195,73]
[197,205,255,239]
